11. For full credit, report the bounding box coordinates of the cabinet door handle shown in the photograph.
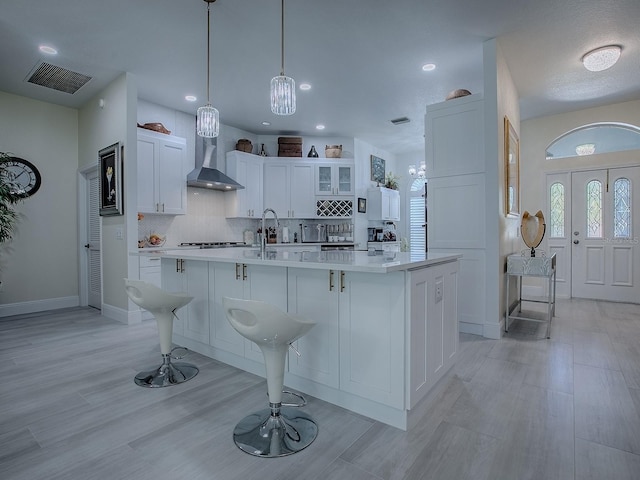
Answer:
[235,263,240,280]
[242,264,248,281]
[181,259,185,273]
[340,271,345,292]
[176,259,180,272]
[329,270,334,291]
[291,210,294,218]
[162,203,165,213]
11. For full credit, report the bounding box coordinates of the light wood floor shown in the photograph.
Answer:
[2,299,640,479]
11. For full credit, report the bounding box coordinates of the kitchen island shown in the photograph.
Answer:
[134,247,460,430]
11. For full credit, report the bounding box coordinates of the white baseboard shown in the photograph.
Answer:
[483,322,502,340]
[0,296,79,317]
[101,303,142,325]
[459,321,484,336]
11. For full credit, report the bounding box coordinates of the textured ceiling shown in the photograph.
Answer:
[0,0,639,153]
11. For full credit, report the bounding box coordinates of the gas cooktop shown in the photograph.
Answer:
[179,242,246,249]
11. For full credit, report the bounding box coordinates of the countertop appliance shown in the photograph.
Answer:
[179,242,246,249]
[301,224,327,243]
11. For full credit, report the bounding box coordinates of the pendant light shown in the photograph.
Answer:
[270,0,296,115]
[197,0,219,138]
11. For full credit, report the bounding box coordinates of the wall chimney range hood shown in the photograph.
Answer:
[187,138,244,191]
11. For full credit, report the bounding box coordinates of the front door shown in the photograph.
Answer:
[571,166,640,302]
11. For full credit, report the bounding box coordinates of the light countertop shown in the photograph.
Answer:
[133,247,461,274]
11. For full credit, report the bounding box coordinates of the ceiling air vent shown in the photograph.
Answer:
[27,62,92,94]
[390,116,410,125]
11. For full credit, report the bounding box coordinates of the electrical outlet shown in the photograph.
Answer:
[116,228,123,240]
[435,280,443,303]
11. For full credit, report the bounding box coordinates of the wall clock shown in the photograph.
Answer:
[0,157,42,198]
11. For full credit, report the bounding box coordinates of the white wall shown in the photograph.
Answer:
[78,73,137,316]
[493,39,522,336]
[0,92,79,314]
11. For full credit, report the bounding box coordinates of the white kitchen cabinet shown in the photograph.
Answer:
[263,161,315,218]
[407,260,458,407]
[338,270,405,409]
[138,256,162,320]
[161,258,209,343]
[225,151,263,218]
[367,187,400,221]
[287,268,340,388]
[209,261,287,362]
[287,267,405,407]
[137,129,187,215]
[315,163,354,196]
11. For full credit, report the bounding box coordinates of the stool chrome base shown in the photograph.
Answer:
[233,405,318,457]
[134,354,199,388]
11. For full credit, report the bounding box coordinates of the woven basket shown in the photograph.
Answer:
[325,145,342,158]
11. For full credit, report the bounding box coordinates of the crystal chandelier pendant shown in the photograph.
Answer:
[271,75,296,115]
[197,103,219,138]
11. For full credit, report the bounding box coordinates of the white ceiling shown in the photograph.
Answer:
[1,0,639,154]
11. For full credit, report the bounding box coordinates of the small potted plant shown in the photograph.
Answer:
[385,171,399,190]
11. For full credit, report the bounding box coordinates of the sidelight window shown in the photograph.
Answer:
[549,182,565,238]
[614,178,631,238]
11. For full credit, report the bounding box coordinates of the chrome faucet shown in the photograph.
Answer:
[261,208,279,256]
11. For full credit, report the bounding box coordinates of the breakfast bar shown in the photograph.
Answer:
[135,247,460,430]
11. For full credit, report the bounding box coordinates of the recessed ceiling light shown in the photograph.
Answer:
[261,121,271,126]
[315,124,325,130]
[299,83,312,91]
[185,95,197,102]
[582,45,621,72]
[39,45,58,55]
[422,63,436,71]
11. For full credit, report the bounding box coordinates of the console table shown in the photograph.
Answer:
[505,253,556,339]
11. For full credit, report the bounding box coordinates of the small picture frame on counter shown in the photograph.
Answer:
[357,197,367,213]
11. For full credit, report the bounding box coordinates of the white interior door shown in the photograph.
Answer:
[571,166,640,302]
[85,168,102,308]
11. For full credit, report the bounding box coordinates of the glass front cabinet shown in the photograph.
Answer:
[315,163,354,196]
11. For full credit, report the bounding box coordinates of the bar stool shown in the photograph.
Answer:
[124,279,199,387]
[223,296,318,457]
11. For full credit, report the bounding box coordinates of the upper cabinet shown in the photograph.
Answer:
[425,94,485,178]
[263,161,315,218]
[368,187,400,221]
[225,151,263,218]
[137,129,187,215]
[315,163,354,197]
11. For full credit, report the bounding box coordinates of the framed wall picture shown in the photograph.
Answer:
[504,116,520,217]
[358,197,367,213]
[370,155,385,184]
[98,142,123,216]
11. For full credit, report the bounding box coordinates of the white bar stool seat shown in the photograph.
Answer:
[124,279,199,387]
[223,296,318,457]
